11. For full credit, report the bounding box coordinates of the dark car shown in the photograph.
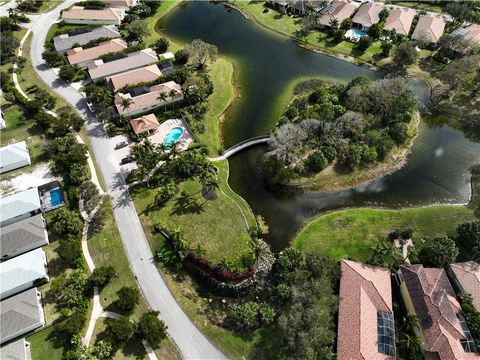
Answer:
[115,141,128,150]
[120,155,135,164]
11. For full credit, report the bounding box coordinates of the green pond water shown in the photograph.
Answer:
[161,2,480,251]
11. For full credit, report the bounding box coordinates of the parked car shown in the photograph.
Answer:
[115,141,128,150]
[120,155,135,164]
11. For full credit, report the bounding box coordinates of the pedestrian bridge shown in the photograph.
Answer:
[209,135,270,161]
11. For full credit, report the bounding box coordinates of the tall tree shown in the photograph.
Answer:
[184,39,218,69]
[137,311,167,349]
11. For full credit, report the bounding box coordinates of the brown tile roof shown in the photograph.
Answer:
[384,7,416,36]
[337,260,395,360]
[62,6,125,22]
[130,113,159,134]
[352,3,384,28]
[88,48,158,80]
[107,64,162,92]
[463,23,480,45]
[114,81,183,116]
[412,15,446,43]
[66,38,127,65]
[450,261,480,311]
[318,1,357,27]
[399,265,478,360]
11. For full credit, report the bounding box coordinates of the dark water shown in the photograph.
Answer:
[161,2,480,251]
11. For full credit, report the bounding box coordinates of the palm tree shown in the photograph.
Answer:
[120,97,133,118]
[368,238,404,271]
[155,180,176,204]
[168,89,178,110]
[157,91,168,112]
[401,314,420,335]
[399,333,423,357]
[329,18,339,30]
[170,227,188,257]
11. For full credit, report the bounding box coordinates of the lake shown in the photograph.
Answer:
[161,2,480,251]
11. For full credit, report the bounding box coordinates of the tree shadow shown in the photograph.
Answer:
[170,191,204,215]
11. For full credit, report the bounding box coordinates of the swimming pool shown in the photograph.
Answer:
[163,127,184,146]
[351,29,366,37]
[50,188,63,207]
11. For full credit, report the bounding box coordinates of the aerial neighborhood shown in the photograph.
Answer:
[0,0,479,359]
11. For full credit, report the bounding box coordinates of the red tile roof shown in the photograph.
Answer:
[337,260,395,360]
[352,3,384,28]
[399,265,478,360]
[384,7,416,36]
[412,15,446,43]
[130,113,159,135]
[450,261,480,311]
[66,38,127,65]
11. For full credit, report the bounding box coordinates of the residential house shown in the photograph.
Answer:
[449,261,480,311]
[0,214,49,261]
[130,114,160,135]
[397,264,478,359]
[66,38,127,67]
[352,3,384,31]
[103,0,138,9]
[337,260,395,360]
[290,0,326,16]
[0,288,44,345]
[0,188,41,227]
[411,14,446,44]
[317,1,357,29]
[53,25,121,53]
[88,48,158,81]
[383,7,416,36]
[0,338,32,360]
[61,6,125,25]
[0,141,31,174]
[114,81,183,117]
[268,0,292,14]
[106,64,162,92]
[450,23,480,54]
[0,248,48,300]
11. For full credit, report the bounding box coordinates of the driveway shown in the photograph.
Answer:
[29,2,226,359]
[110,134,138,172]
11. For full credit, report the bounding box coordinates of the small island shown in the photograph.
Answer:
[264,76,419,191]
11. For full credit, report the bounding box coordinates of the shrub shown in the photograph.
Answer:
[155,37,170,53]
[306,151,328,173]
[358,35,372,51]
[174,49,189,65]
[51,208,83,238]
[419,236,459,268]
[116,286,140,315]
[227,302,259,330]
[137,311,167,349]
[89,266,116,288]
[105,317,134,346]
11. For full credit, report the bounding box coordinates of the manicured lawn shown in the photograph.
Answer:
[28,324,65,360]
[233,1,387,65]
[131,165,252,265]
[87,198,146,320]
[293,205,476,261]
[2,104,28,128]
[145,0,183,48]
[199,58,235,155]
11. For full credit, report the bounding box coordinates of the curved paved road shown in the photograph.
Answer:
[29,2,226,359]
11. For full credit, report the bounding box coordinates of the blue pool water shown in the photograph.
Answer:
[50,188,63,207]
[351,29,367,37]
[163,127,184,146]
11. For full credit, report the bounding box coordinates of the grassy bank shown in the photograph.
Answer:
[145,0,183,47]
[199,57,235,155]
[293,205,476,261]
[131,163,252,265]
[232,1,385,66]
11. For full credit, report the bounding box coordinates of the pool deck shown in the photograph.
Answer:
[111,118,194,174]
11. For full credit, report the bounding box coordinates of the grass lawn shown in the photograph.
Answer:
[145,0,183,48]
[131,164,252,265]
[233,1,386,65]
[27,324,64,360]
[199,58,235,155]
[293,205,476,261]
[87,198,147,320]
[2,104,28,128]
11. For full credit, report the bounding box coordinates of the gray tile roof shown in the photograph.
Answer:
[0,338,31,360]
[0,249,48,300]
[0,188,41,227]
[0,288,44,345]
[0,215,48,260]
[0,141,31,174]
[53,25,121,53]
